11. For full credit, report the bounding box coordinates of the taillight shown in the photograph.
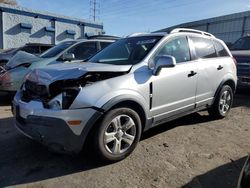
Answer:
[232,57,237,66]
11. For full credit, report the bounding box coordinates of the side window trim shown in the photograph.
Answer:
[187,36,197,61]
[97,41,101,51]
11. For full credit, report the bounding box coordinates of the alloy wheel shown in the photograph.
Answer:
[219,90,232,114]
[103,115,136,155]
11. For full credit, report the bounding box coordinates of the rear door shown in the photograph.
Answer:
[189,37,227,107]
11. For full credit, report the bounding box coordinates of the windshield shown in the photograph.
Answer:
[230,37,250,50]
[40,41,76,58]
[89,36,163,65]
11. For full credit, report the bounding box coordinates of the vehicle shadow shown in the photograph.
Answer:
[0,93,14,106]
[182,156,247,188]
[142,112,214,141]
[0,93,249,186]
[234,89,250,108]
[0,117,108,187]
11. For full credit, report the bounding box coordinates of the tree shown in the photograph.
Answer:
[0,0,18,6]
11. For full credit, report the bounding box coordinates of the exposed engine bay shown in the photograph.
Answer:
[21,71,127,109]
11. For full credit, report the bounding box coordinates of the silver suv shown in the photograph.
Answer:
[13,28,237,162]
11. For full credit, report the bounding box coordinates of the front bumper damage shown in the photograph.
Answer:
[13,92,102,154]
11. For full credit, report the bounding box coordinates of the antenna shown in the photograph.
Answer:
[89,0,100,22]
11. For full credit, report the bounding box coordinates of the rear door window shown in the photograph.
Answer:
[40,46,52,53]
[191,37,217,59]
[100,42,112,49]
[68,42,97,60]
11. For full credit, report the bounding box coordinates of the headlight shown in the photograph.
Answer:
[62,88,80,109]
[46,88,79,110]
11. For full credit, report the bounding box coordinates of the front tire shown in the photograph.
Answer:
[93,107,142,162]
[208,85,233,119]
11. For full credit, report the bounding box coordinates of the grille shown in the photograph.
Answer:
[21,80,49,103]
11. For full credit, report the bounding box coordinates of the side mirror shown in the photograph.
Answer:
[153,55,176,75]
[61,53,75,61]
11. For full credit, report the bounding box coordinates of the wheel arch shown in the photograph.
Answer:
[101,96,149,131]
[81,97,149,152]
[213,78,236,104]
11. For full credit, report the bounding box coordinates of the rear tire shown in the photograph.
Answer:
[93,107,142,162]
[208,85,233,119]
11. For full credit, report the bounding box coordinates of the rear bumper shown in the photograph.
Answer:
[13,92,103,153]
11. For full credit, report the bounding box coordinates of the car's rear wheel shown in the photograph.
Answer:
[93,107,142,162]
[208,85,233,118]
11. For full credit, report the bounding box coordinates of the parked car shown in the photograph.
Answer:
[0,37,117,94]
[238,155,250,188]
[13,28,237,162]
[230,36,250,88]
[0,43,53,67]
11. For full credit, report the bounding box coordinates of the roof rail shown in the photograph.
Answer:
[86,35,121,40]
[170,28,215,38]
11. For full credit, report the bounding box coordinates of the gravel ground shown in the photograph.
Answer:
[0,91,249,188]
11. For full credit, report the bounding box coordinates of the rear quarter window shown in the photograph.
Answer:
[191,37,217,59]
[214,40,230,57]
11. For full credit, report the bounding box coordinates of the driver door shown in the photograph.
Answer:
[151,36,198,123]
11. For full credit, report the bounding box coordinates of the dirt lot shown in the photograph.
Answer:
[0,91,250,188]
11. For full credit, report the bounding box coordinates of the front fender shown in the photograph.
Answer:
[98,91,149,114]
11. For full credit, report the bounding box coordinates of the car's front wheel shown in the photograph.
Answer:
[93,107,142,162]
[208,85,233,118]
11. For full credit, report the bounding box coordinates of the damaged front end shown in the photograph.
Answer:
[20,65,130,110]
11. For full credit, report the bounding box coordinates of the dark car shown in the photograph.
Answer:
[0,43,53,67]
[230,36,250,88]
[238,155,250,188]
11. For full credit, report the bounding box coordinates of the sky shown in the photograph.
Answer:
[17,0,250,37]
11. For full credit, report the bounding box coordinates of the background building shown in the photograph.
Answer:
[0,3,103,49]
[157,11,250,44]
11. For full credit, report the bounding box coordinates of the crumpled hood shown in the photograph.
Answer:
[26,62,132,85]
[6,51,42,69]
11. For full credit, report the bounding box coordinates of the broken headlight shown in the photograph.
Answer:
[62,88,80,109]
[47,88,80,110]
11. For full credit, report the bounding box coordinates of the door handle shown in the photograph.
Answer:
[217,65,224,70]
[188,71,197,77]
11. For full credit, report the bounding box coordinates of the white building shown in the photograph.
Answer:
[0,3,103,49]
